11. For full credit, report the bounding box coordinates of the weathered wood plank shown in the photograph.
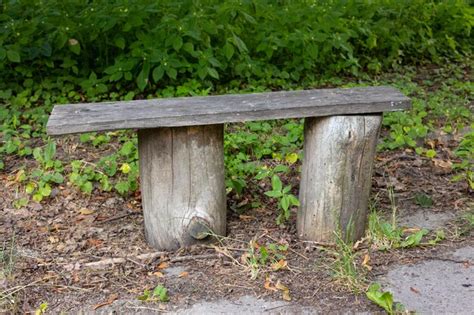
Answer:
[297,115,382,243]
[47,87,410,135]
[138,124,226,250]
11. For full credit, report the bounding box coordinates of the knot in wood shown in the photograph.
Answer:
[187,217,212,240]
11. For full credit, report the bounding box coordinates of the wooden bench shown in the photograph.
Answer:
[47,87,410,250]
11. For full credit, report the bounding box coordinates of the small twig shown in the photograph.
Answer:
[1,277,50,298]
[425,257,470,264]
[125,303,167,313]
[64,252,166,270]
[264,304,292,312]
[203,244,247,252]
[97,212,138,223]
[126,257,146,268]
[170,254,221,263]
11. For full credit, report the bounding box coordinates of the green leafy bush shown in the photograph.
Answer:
[1,0,471,98]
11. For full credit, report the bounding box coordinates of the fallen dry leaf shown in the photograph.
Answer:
[79,208,95,215]
[239,215,256,221]
[157,262,169,270]
[271,259,288,271]
[153,271,164,278]
[433,158,452,170]
[362,254,372,271]
[403,227,421,234]
[275,280,288,291]
[178,271,189,278]
[93,293,118,310]
[264,277,278,292]
[282,290,292,301]
[87,239,103,248]
[275,280,291,301]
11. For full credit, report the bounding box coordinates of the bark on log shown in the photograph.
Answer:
[298,115,382,243]
[138,124,226,250]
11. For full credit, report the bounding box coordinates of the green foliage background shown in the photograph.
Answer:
[1,0,472,97]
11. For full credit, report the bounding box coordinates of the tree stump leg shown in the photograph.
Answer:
[138,124,226,250]
[297,115,382,243]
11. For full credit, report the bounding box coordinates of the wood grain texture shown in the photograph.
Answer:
[138,124,226,250]
[297,115,382,243]
[47,87,409,135]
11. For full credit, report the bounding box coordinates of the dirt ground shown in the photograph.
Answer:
[1,129,473,313]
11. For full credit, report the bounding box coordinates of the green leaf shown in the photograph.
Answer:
[425,149,436,158]
[7,50,20,63]
[44,142,56,162]
[207,67,219,79]
[153,285,169,302]
[0,48,6,60]
[114,37,126,49]
[51,173,64,184]
[271,175,282,192]
[401,229,428,248]
[152,66,165,82]
[137,62,150,91]
[120,141,135,156]
[33,193,43,202]
[39,183,52,197]
[172,37,183,51]
[273,165,289,173]
[366,283,394,314]
[223,43,235,60]
[280,195,290,211]
[115,181,130,195]
[166,67,177,80]
[26,182,36,194]
[233,34,248,53]
[288,195,300,207]
[264,190,282,198]
[81,181,93,194]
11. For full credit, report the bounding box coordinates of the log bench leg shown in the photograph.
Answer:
[297,115,382,243]
[138,124,226,250]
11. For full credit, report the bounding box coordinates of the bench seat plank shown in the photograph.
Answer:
[47,86,410,135]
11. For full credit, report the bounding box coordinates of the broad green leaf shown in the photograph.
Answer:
[152,66,165,82]
[114,37,126,49]
[81,181,93,194]
[223,42,234,60]
[280,195,290,211]
[44,142,56,162]
[7,50,20,62]
[285,153,298,164]
[39,185,51,197]
[166,67,177,80]
[273,165,289,173]
[233,34,248,53]
[173,37,183,51]
[26,182,36,194]
[0,48,6,60]
[137,62,150,91]
[265,190,282,198]
[207,67,219,79]
[271,175,282,192]
[366,283,394,314]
